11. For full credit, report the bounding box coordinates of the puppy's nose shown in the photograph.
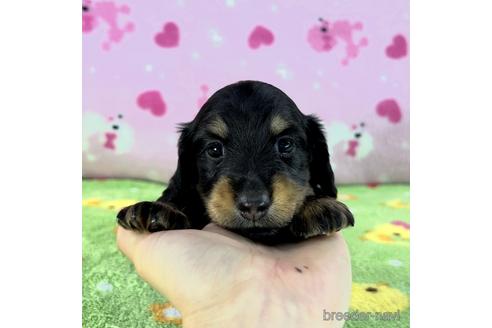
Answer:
[237,193,271,221]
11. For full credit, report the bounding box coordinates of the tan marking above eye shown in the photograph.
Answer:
[270,115,291,135]
[206,117,228,139]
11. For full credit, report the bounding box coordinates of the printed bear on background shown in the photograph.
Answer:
[83,112,135,159]
[307,18,368,66]
[325,121,374,160]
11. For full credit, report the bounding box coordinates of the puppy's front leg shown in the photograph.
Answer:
[117,201,191,233]
[288,196,354,239]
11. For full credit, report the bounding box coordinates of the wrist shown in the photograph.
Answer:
[183,282,318,328]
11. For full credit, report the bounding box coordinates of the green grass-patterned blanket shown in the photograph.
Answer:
[83,179,409,327]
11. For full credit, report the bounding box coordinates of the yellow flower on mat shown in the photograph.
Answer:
[384,199,410,209]
[338,193,358,201]
[82,198,137,211]
[360,221,410,245]
[350,282,409,313]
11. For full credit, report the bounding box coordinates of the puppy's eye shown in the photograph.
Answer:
[276,137,295,154]
[206,142,224,158]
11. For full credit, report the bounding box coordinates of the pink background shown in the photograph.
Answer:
[83,0,409,184]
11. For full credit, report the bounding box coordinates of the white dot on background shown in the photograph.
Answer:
[164,307,182,319]
[225,0,236,7]
[96,281,113,293]
[276,64,293,80]
[313,82,321,90]
[387,259,403,267]
[145,64,153,72]
[89,66,96,74]
[191,52,200,60]
[209,29,224,46]
[271,4,278,12]
[380,75,388,82]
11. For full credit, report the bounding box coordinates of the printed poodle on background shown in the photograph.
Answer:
[361,220,410,245]
[307,18,368,66]
[82,0,135,50]
[325,121,374,160]
[83,111,135,160]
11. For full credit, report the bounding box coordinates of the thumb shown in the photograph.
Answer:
[116,226,149,263]
[116,226,181,296]
[116,227,211,311]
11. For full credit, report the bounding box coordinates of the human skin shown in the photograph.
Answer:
[117,224,352,327]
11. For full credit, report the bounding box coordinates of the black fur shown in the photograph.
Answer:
[117,81,354,244]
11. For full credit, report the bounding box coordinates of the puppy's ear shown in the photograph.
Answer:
[158,122,197,206]
[305,115,338,198]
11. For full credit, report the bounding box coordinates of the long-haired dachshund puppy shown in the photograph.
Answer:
[117,80,354,244]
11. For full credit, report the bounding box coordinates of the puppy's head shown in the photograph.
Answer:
[176,81,337,234]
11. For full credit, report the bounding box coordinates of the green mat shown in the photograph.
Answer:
[83,179,410,327]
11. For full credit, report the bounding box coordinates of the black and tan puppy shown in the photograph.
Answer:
[117,81,354,244]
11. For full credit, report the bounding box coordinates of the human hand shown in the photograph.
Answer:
[117,224,352,328]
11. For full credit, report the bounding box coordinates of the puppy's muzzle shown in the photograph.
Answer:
[236,192,271,221]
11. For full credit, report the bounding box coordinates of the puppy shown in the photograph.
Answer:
[117,81,354,244]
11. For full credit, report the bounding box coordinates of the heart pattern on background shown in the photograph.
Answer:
[155,22,180,48]
[83,1,409,185]
[385,34,407,59]
[248,26,274,49]
[376,99,402,123]
[137,91,167,117]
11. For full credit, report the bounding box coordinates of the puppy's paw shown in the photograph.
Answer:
[290,197,354,239]
[117,201,190,232]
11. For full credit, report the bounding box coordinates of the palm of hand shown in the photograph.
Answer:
[117,224,351,327]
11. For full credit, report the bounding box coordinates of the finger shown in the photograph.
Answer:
[276,233,351,270]
[202,223,258,248]
[203,223,242,238]
[116,228,190,307]
[116,226,149,262]
[125,230,200,306]
[128,228,253,312]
